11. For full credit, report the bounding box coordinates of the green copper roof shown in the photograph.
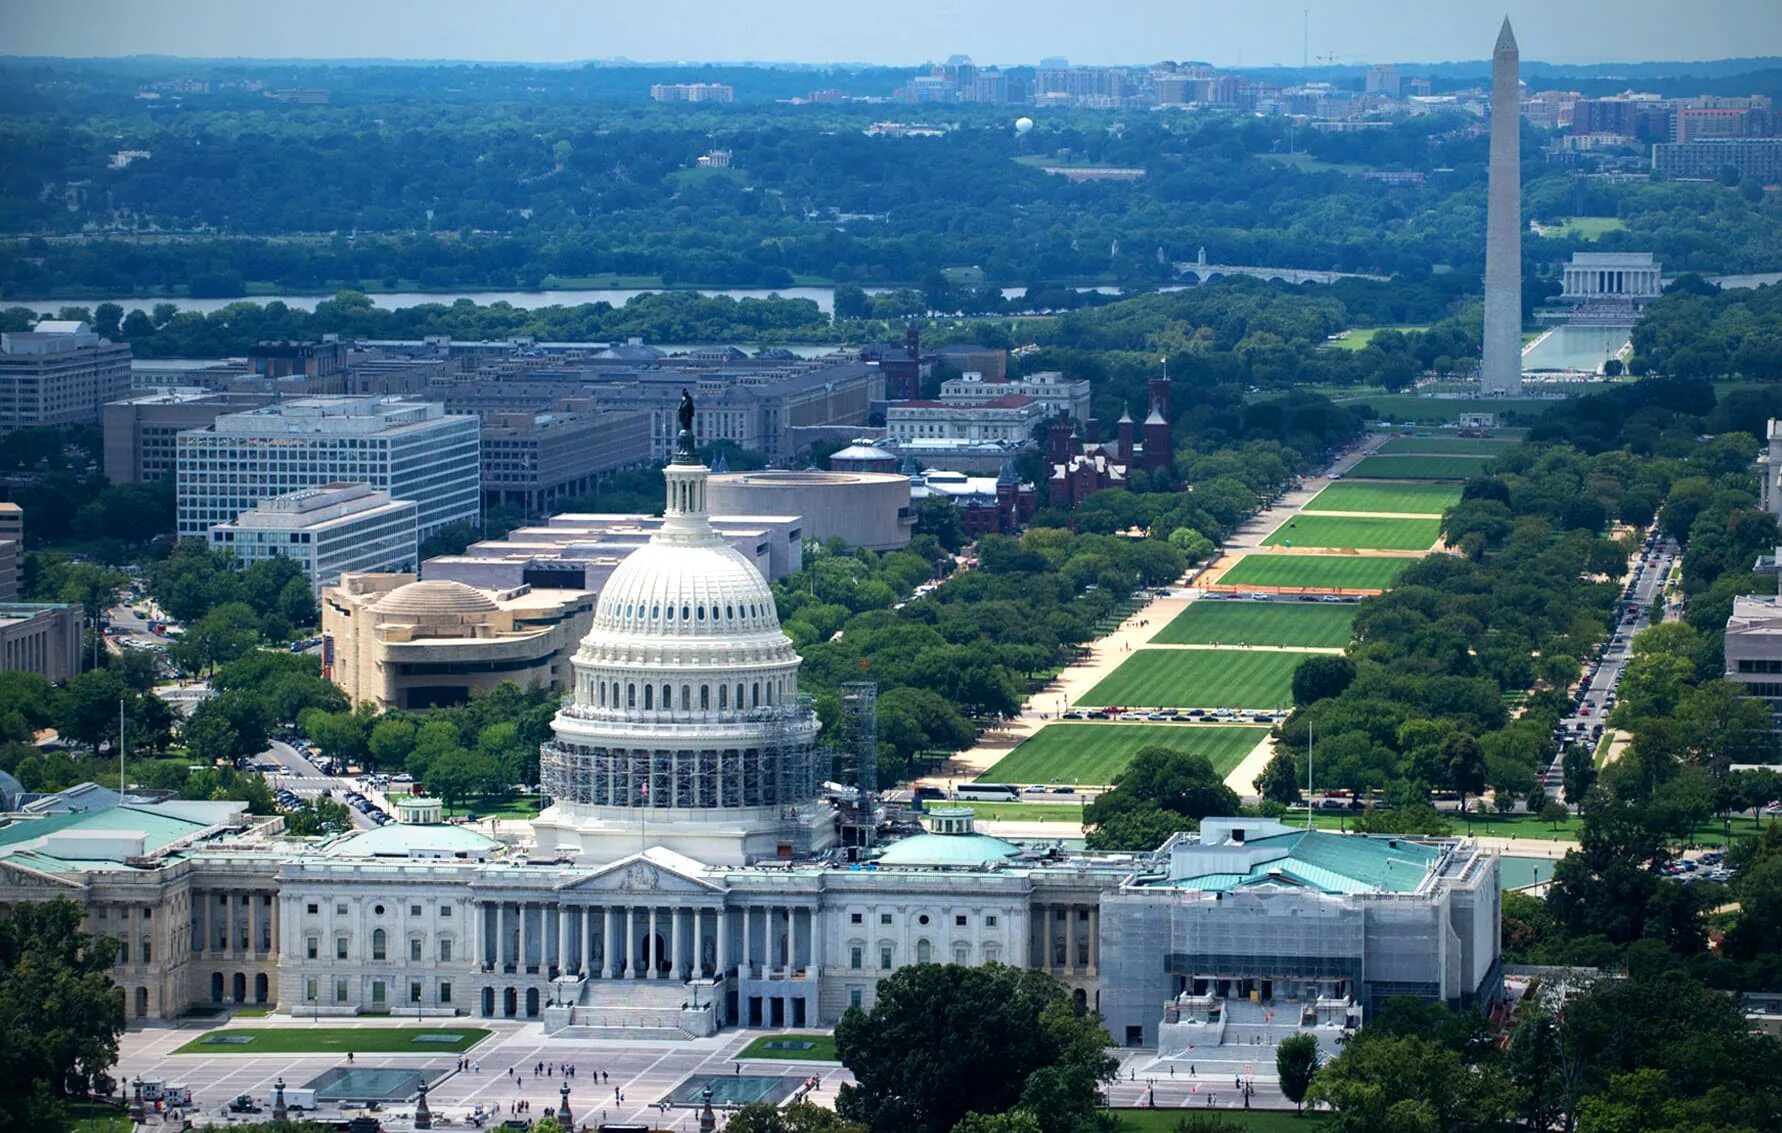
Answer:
[874,831,1023,869]
[1164,829,1440,895]
[0,803,221,873]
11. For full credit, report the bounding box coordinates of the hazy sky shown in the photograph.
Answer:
[3,0,1778,67]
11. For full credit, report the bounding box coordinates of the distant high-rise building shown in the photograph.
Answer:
[1482,18,1524,397]
[1365,65,1402,99]
[649,82,733,104]
[1653,137,1782,181]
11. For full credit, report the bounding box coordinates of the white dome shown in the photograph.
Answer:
[590,539,781,641]
[539,443,834,867]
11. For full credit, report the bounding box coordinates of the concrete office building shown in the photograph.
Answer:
[939,371,1091,422]
[1724,594,1782,734]
[129,358,252,390]
[421,512,803,594]
[175,396,479,539]
[321,574,593,711]
[0,602,82,682]
[480,406,653,513]
[102,389,277,484]
[1481,19,1525,397]
[707,470,915,551]
[0,502,19,602]
[0,321,132,430]
[209,484,419,595]
[247,340,345,382]
[886,395,1047,447]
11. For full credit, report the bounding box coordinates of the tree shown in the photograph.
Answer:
[181,689,272,767]
[367,717,417,771]
[1085,747,1241,851]
[283,797,351,836]
[1562,743,1597,807]
[1504,1005,1566,1133]
[1539,798,1570,831]
[1291,655,1356,705]
[0,898,125,1130]
[1275,1032,1320,1112]
[834,965,1115,1133]
[1253,747,1302,805]
[170,602,263,676]
[724,1101,868,1133]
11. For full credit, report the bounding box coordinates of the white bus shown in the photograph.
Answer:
[954,783,1020,802]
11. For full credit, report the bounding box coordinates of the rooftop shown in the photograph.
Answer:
[1151,819,1445,895]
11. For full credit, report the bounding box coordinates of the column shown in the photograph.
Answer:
[518,903,529,973]
[1087,907,1099,977]
[248,895,258,955]
[471,904,482,970]
[809,906,821,969]
[741,906,752,973]
[270,894,279,958]
[647,907,660,979]
[580,907,592,977]
[603,907,617,978]
[626,907,638,979]
[556,904,569,976]
[717,907,730,978]
[671,907,685,981]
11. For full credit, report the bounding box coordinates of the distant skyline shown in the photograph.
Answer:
[3,1,1779,68]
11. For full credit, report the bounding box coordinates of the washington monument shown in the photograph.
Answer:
[1482,17,1523,396]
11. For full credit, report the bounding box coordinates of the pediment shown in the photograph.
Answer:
[557,849,725,896]
[0,860,87,891]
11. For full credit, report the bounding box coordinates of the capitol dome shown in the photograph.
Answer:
[535,400,834,867]
[374,579,498,617]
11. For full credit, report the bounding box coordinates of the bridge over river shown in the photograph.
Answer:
[1172,260,1390,286]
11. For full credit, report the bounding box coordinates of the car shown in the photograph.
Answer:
[229,1097,263,1115]
[1185,708,1206,718]
[1024,785,1049,795]
[1146,712,1171,721]
[1050,786,1075,794]
[1247,592,1271,601]
[1061,711,1085,720]
[1580,705,1591,716]
[1297,594,1321,602]
[1320,594,1345,603]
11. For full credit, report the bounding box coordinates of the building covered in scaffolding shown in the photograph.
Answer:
[534,401,834,865]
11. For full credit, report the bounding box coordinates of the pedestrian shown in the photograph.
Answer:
[1191,1064,1196,1076]
[508,1067,514,1077]
[735,1064,741,1076]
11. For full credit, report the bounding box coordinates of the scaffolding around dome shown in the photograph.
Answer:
[539,701,823,814]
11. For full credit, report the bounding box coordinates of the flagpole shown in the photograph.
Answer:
[1305,719,1313,832]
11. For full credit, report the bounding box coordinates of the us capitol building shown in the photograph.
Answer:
[0,407,1502,1048]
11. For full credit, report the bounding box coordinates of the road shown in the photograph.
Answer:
[262,739,381,830]
[1542,530,1680,792]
